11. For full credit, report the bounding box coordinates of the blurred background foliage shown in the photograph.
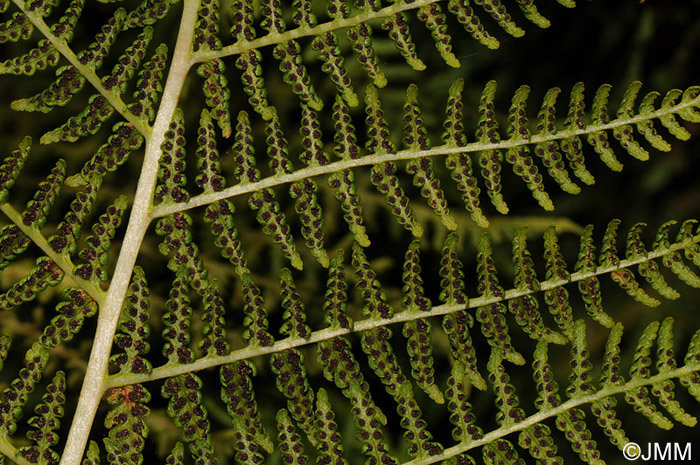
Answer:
[2,0,700,464]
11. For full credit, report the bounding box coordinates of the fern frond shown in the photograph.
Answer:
[104,383,150,465]
[12,8,126,113]
[0,342,50,435]
[39,288,96,348]
[365,84,422,237]
[18,370,65,465]
[41,26,152,143]
[111,267,152,375]
[314,388,348,465]
[73,196,127,284]
[0,136,30,203]
[271,271,318,444]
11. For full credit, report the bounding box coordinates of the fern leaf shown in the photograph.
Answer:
[220,361,273,460]
[477,80,508,214]
[111,267,152,374]
[0,12,32,44]
[198,59,231,137]
[417,3,460,67]
[447,0,499,50]
[291,105,329,267]
[483,439,525,465]
[575,225,615,327]
[0,342,50,435]
[678,86,700,122]
[590,323,629,451]
[561,82,595,184]
[0,256,63,311]
[535,87,580,193]
[659,88,692,140]
[0,136,31,203]
[240,273,273,347]
[543,227,575,339]
[280,268,311,340]
[0,39,59,75]
[680,329,700,403]
[194,0,221,52]
[361,326,442,458]
[124,0,174,29]
[476,233,524,364]
[515,0,551,27]
[165,443,184,465]
[18,371,65,465]
[402,240,444,402]
[235,50,275,120]
[273,39,323,111]
[271,272,318,443]
[249,188,303,270]
[678,219,700,268]
[41,27,152,143]
[654,220,700,287]
[161,373,216,464]
[365,84,422,237]
[322,250,353,331]
[195,109,226,192]
[442,79,488,227]
[128,43,168,122]
[40,288,96,348]
[626,223,680,300]
[231,110,303,269]
[446,362,483,443]
[317,256,392,463]
[404,84,457,230]
[624,321,673,429]
[352,243,393,319]
[600,219,659,306]
[104,383,150,465]
[199,280,229,357]
[314,388,348,465]
[329,96,369,245]
[346,22,386,88]
[22,160,66,229]
[74,196,127,284]
[476,0,524,37]
[312,30,358,107]
[381,12,425,70]
[612,81,649,161]
[276,409,308,465]
[12,9,127,113]
[47,178,102,257]
[82,441,100,465]
[0,224,31,271]
[263,109,294,176]
[162,272,196,365]
[505,85,554,210]
[488,351,527,426]
[69,122,144,186]
[510,227,567,344]
[205,200,248,276]
[0,334,9,372]
[652,318,697,426]
[516,349,565,464]
[156,212,208,294]
[586,83,624,171]
[557,321,603,464]
[156,108,190,203]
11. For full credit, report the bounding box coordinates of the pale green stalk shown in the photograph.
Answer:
[58,1,201,464]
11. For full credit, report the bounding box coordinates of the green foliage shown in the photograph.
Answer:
[1,1,700,465]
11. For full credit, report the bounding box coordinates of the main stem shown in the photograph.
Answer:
[58,2,200,464]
